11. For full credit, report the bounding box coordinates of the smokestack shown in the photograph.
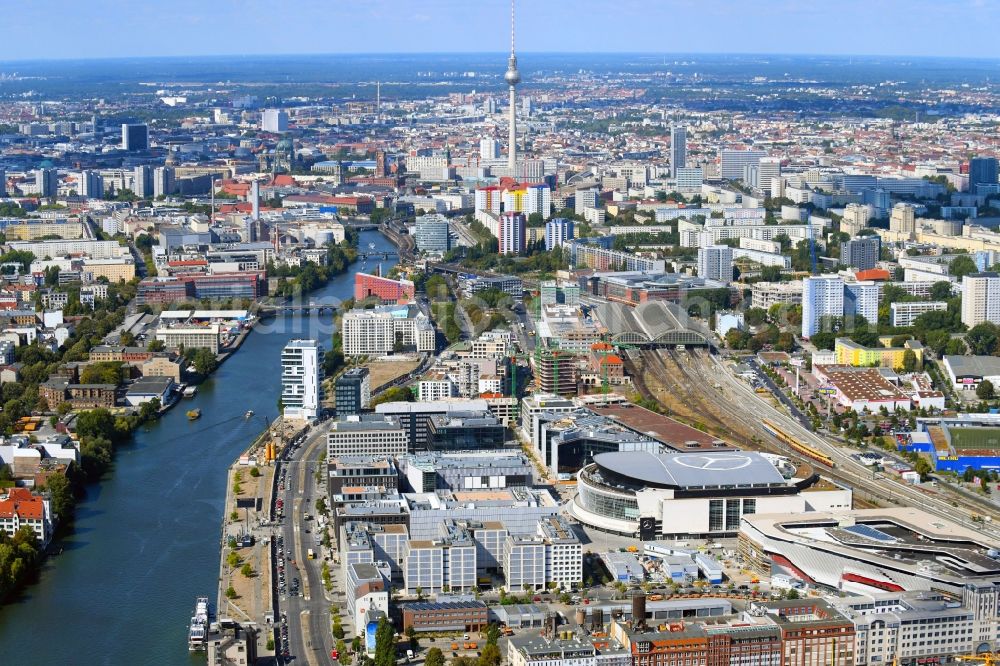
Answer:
[251,180,260,221]
[591,608,604,631]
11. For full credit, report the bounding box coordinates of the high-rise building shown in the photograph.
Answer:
[720,149,767,181]
[961,272,1000,328]
[153,167,175,199]
[969,157,999,192]
[574,187,599,215]
[544,218,574,250]
[844,280,880,325]
[281,339,323,421]
[261,109,288,133]
[697,245,734,283]
[502,184,550,220]
[133,165,152,199]
[840,203,871,236]
[34,168,58,198]
[121,123,148,151]
[675,167,703,190]
[522,96,532,117]
[802,275,844,338]
[758,157,782,193]
[504,0,521,176]
[479,137,500,160]
[890,203,916,236]
[414,214,452,253]
[498,211,526,256]
[670,125,687,175]
[335,367,371,417]
[0,169,6,197]
[250,180,260,220]
[79,170,104,199]
[840,236,881,270]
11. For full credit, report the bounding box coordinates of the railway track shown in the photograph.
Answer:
[629,347,950,513]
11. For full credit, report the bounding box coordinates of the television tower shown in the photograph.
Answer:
[504,0,521,177]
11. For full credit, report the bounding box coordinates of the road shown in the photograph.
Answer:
[273,423,336,666]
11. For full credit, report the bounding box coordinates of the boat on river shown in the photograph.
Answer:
[187,408,202,421]
[188,597,210,651]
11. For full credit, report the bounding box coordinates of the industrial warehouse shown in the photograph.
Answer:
[569,450,852,539]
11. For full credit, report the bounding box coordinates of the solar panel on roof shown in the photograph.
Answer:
[844,524,897,542]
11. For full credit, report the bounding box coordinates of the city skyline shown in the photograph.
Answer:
[4,0,1000,61]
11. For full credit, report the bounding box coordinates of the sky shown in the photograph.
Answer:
[3,0,1000,62]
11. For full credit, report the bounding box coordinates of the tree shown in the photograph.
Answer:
[744,307,768,327]
[978,380,996,401]
[967,322,1000,356]
[240,562,254,577]
[138,397,161,422]
[41,473,75,520]
[79,361,125,385]
[405,626,418,650]
[949,255,978,280]
[425,647,445,666]
[485,623,501,647]
[147,339,166,352]
[185,347,219,376]
[373,617,397,666]
[478,644,502,666]
[914,456,933,481]
[930,281,954,300]
[901,349,918,372]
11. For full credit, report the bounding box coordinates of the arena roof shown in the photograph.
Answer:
[592,301,711,347]
[593,450,786,489]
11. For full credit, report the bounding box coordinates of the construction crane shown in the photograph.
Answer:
[956,653,1000,666]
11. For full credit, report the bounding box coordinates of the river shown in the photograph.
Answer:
[0,230,398,664]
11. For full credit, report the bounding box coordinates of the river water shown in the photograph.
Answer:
[0,230,397,664]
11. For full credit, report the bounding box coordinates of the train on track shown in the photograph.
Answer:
[762,419,836,468]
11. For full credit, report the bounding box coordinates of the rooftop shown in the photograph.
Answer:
[593,450,787,490]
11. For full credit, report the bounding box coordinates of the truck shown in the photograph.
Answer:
[307,548,315,560]
[406,650,414,661]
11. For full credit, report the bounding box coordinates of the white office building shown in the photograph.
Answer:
[281,339,323,421]
[480,137,501,160]
[675,167,703,190]
[403,522,477,594]
[802,275,845,338]
[341,306,436,357]
[327,416,409,458]
[544,218,574,250]
[962,272,1000,328]
[891,301,948,327]
[721,149,767,181]
[757,158,782,194]
[261,109,289,133]
[697,245,734,283]
[574,188,600,215]
[844,280,880,326]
